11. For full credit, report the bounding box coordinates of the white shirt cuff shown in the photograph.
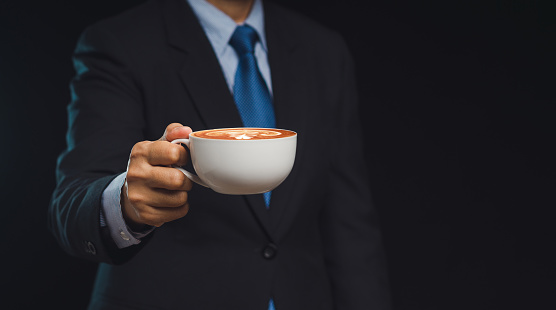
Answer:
[101,172,155,248]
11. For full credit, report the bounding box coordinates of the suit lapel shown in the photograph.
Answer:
[161,0,273,237]
[162,0,243,130]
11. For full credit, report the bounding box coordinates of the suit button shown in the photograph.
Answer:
[262,243,277,259]
[84,241,96,255]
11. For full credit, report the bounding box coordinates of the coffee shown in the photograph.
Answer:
[192,128,296,140]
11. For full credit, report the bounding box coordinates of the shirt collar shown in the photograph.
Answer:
[186,0,267,56]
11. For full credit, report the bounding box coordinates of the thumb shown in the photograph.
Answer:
[159,123,192,142]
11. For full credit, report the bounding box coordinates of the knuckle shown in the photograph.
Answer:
[148,141,165,158]
[130,141,150,158]
[127,191,143,205]
[126,168,143,182]
[167,145,182,163]
[151,140,166,149]
[170,170,187,188]
[176,191,189,204]
[179,203,190,217]
[141,212,159,226]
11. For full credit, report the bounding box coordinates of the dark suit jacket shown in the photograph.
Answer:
[49,0,390,309]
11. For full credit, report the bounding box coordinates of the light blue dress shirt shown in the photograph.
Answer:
[189,0,272,94]
[100,0,273,248]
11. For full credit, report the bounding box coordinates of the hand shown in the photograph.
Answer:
[121,123,193,229]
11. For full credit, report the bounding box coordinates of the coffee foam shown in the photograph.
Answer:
[192,128,295,140]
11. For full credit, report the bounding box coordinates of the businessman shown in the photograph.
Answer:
[49,0,391,309]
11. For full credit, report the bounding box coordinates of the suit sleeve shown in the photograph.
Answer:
[48,24,150,264]
[320,34,392,310]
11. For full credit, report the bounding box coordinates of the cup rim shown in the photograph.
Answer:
[189,127,297,141]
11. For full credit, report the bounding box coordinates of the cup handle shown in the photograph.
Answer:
[171,138,209,188]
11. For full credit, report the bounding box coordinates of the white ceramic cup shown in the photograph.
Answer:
[171,128,297,195]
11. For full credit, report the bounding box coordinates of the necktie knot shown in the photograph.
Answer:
[230,24,259,56]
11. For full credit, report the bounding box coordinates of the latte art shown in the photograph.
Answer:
[192,128,295,140]
[206,129,280,140]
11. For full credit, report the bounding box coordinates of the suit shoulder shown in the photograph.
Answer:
[78,0,164,48]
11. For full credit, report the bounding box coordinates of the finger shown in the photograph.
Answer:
[145,166,193,191]
[158,123,183,141]
[159,123,192,142]
[142,203,190,227]
[129,186,190,209]
[149,188,191,209]
[147,140,189,166]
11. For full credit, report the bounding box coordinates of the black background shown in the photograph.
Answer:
[1,0,554,309]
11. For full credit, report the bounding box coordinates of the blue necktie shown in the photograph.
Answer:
[229,24,275,207]
[230,24,276,310]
